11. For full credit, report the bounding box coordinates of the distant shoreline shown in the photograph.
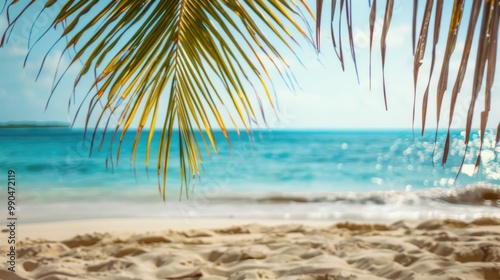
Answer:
[0,122,70,129]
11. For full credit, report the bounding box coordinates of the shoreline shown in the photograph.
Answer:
[12,218,344,241]
[15,195,500,226]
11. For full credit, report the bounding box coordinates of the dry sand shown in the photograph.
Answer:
[1,217,500,280]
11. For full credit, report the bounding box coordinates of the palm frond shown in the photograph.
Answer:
[317,0,499,173]
[368,0,376,90]
[421,0,442,136]
[1,0,312,200]
[379,0,394,111]
[412,0,435,134]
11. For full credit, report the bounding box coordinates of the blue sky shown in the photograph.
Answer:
[0,1,498,131]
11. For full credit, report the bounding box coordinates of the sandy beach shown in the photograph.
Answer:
[1,217,500,280]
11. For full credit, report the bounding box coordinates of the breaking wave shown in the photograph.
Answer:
[202,183,500,207]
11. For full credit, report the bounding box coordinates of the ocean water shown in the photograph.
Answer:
[0,128,499,223]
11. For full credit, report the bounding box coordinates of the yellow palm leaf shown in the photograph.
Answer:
[0,0,311,200]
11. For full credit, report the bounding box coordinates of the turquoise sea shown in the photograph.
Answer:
[0,128,499,222]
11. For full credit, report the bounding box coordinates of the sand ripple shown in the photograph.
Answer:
[2,218,500,279]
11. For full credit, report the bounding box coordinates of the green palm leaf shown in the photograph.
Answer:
[1,0,312,200]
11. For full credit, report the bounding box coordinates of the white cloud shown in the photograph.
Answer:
[23,50,75,89]
[347,13,412,52]
[5,45,28,57]
[385,24,412,48]
[0,17,5,31]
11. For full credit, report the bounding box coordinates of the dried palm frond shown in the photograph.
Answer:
[317,0,499,172]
